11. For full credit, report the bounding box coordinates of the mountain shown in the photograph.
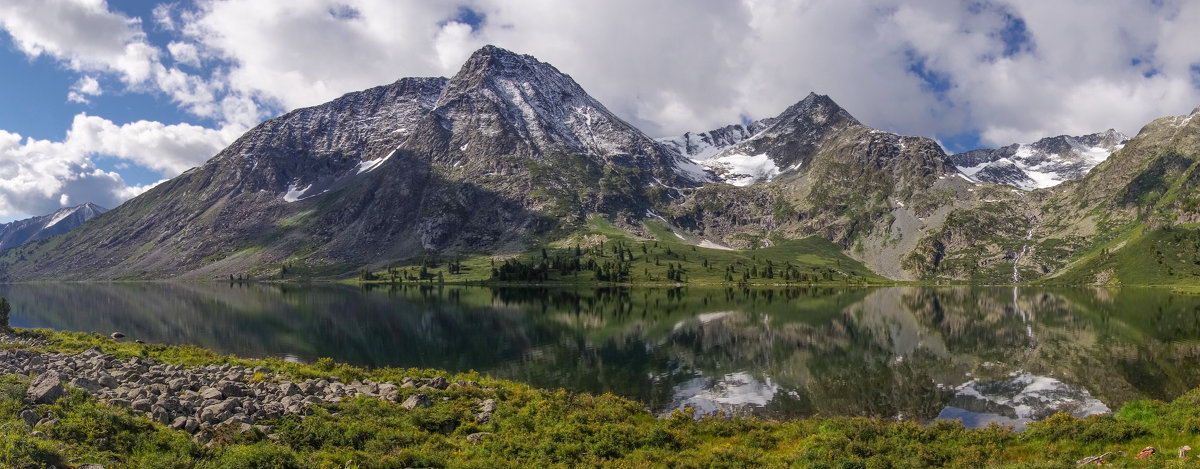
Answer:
[0,46,704,280]
[0,203,105,252]
[949,130,1128,190]
[658,92,967,280]
[658,118,777,185]
[903,106,1200,283]
[2,45,1198,286]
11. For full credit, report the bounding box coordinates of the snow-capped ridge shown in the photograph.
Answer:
[950,130,1129,190]
[0,202,107,252]
[661,93,867,186]
[659,118,779,161]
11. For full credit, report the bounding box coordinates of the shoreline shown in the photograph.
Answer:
[3,328,1200,467]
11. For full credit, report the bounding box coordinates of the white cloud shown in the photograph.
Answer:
[166,0,1200,144]
[3,0,1200,219]
[151,2,175,31]
[66,113,228,175]
[0,0,249,127]
[167,40,200,67]
[0,114,227,218]
[178,0,462,113]
[0,0,158,84]
[66,75,102,103]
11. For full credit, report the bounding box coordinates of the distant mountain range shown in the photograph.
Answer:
[0,203,105,252]
[949,130,1128,190]
[1,45,1197,287]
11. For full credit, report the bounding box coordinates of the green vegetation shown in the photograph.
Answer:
[1049,225,1200,286]
[6,329,1200,467]
[358,217,885,286]
[0,297,8,331]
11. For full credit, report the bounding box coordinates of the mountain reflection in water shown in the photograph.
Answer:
[5,283,1200,428]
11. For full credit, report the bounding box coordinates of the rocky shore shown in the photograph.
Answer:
[0,333,496,447]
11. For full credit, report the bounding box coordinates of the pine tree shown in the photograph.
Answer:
[0,297,10,332]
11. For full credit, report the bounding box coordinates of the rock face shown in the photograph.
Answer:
[0,203,106,252]
[950,130,1128,190]
[663,92,959,255]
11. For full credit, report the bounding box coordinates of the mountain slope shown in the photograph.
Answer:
[950,130,1128,190]
[655,93,982,279]
[0,46,704,281]
[902,106,1200,284]
[1,45,1197,285]
[0,203,106,252]
[1031,105,1200,285]
[658,118,778,185]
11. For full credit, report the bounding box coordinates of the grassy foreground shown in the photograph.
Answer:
[5,329,1200,468]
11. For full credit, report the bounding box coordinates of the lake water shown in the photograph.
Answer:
[5,283,1200,429]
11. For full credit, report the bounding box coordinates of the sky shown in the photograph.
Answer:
[0,0,1198,222]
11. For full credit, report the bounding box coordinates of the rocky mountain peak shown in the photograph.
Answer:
[0,202,107,252]
[438,45,588,107]
[952,129,1128,190]
[431,44,670,169]
[776,93,861,128]
[659,118,779,161]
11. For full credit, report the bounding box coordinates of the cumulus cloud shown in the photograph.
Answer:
[65,114,228,175]
[151,2,175,31]
[4,0,1200,220]
[0,0,245,127]
[13,0,1200,148]
[0,0,158,84]
[157,0,1200,145]
[167,40,200,67]
[0,114,226,218]
[66,75,102,103]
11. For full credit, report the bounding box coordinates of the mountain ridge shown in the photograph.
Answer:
[951,129,1128,190]
[0,203,106,252]
[1,45,1198,286]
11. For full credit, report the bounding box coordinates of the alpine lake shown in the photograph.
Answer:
[5,283,1200,430]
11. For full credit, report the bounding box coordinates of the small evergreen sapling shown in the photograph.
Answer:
[0,297,10,331]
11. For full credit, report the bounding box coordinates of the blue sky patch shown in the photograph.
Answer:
[996,13,1033,57]
[906,50,953,96]
[446,6,486,31]
[938,131,985,154]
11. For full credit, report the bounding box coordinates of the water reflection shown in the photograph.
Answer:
[4,283,1200,428]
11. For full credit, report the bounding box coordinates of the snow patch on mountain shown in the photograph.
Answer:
[951,129,1128,190]
[357,148,398,174]
[661,119,783,185]
[0,203,106,252]
[45,207,81,228]
[698,240,734,251]
[282,184,310,203]
[704,153,781,186]
[672,155,715,183]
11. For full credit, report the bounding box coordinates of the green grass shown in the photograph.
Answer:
[359,218,887,287]
[8,329,1200,467]
[1048,225,1200,286]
